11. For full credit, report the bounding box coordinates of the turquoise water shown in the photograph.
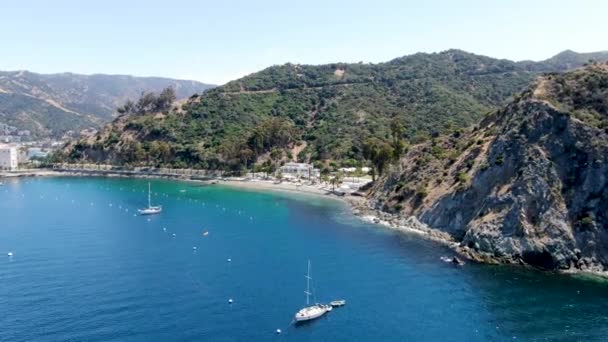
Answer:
[1,177,608,341]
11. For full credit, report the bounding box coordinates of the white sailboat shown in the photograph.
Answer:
[294,260,331,322]
[138,182,162,215]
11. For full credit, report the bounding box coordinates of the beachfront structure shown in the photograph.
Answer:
[0,145,19,170]
[279,162,320,179]
[338,167,371,173]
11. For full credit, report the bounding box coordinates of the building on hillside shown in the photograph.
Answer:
[0,145,19,170]
[279,162,320,179]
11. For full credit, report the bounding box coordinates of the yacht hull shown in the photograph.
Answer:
[294,305,331,322]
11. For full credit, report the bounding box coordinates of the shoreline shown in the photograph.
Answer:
[3,168,608,279]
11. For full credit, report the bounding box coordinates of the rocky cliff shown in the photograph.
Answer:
[368,63,608,273]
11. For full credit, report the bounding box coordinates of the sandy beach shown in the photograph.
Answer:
[220,179,342,198]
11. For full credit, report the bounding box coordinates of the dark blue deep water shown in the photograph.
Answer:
[1,177,608,341]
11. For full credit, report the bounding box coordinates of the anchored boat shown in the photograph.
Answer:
[330,300,346,307]
[294,260,331,322]
[138,182,162,215]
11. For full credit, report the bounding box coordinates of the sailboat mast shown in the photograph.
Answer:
[148,182,151,207]
[305,259,311,305]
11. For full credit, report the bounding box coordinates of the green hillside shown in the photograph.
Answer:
[57,50,608,170]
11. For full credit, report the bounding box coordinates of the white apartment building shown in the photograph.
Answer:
[0,145,19,170]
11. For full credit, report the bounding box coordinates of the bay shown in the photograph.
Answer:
[1,177,607,341]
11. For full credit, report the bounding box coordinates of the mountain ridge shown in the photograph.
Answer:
[57,49,608,169]
[0,70,214,138]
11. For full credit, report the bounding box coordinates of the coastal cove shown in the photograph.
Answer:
[3,169,608,278]
[1,177,608,341]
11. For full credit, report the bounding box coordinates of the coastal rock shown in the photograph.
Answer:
[368,64,608,273]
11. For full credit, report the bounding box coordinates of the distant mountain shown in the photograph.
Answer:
[0,71,214,138]
[522,50,608,72]
[58,49,608,169]
[369,62,608,272]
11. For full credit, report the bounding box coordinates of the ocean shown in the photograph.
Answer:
[1,177,607,341]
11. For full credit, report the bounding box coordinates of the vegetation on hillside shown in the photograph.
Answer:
[55,50,608,171]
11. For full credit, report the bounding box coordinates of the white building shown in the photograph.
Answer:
[338,166,371,173]
[279,162,320,179]
[0,145,18,170]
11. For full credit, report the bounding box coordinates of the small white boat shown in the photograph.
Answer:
[138,183,162,215]
[294,260,331,322]
[330,300,346,307]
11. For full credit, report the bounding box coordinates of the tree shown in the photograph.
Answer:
[390,117,405,142]
[269,148,283,168]
[156,87,177,112]
[363,138,394,178]
[276,170,283,182]
[136,92,158,115]
[390,117,406,160]
[375,143,393,175]
[330,172,343,192]
[117,99,136,115]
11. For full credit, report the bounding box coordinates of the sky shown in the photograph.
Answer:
[0,0,606,84]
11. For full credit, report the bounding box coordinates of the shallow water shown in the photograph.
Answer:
[0,177,607,341]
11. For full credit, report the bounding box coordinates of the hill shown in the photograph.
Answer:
[521,50,608,72]
[0,70,214,138]
[57,50,608,169]
[368,62,608,273]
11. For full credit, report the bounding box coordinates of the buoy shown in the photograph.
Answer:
[228,298,233,304]
[193,246,198,250]
[172,233,176,238]
[7,252,13,257]
[227,258,231,263]
[276,329,282,334]
[163,227,167,232]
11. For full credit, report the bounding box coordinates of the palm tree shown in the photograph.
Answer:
[329,173,343,192]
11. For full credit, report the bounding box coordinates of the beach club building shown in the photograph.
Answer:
[279,162,320,180]
[0,145,19,170]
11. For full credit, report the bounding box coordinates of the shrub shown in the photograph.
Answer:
[415,184,428,199]
[580,216,594,229]
[495,155,504,165]
[431,145,446,159]
[456,171,469,183]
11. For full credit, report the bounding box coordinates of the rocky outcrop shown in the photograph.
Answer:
[368,63,608,273]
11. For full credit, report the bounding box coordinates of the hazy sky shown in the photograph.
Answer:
[1,0,606,84]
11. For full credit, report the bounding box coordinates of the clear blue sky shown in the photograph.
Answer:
[1,0,606,84]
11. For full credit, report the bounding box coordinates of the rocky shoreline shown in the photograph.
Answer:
[346,197,608,278]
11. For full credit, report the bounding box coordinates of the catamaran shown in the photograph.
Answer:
[294,260,331,322]
[138,182,162,215]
